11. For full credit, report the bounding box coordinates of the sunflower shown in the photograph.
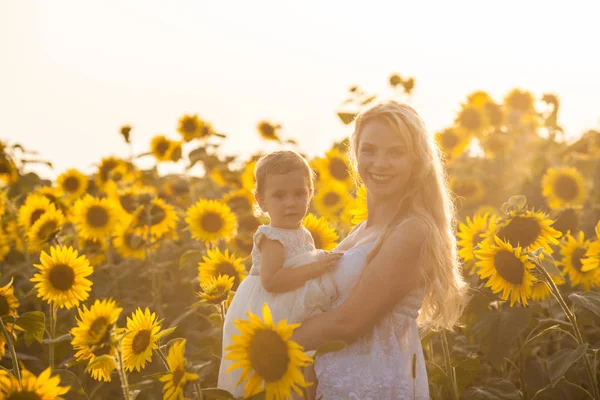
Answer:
[30,245,93,309]
[132,197,178,239]
[257,121,280,141]
[17,194,55,231]
[223,189,255,214]
[186,199,237,244]
[531,274,565,302]
[485,209,562,254]
[313,180,350,218]
[102,164,139,195]
[113,228,148,259]
[225,303,313,400]
[151,135,173,162]
[0,157,18,186]
[95,156,127,192]
[302,214,338,250]
[455,104,489,137]
[311,148,354,189]
[198,274,235,305]
[112,185,157,217]
[558,231,597,290]
[483,101,505,128]
[210,167,243,188]
[38,186,70,217]
[348,185,367,226]
[56,168,88,200]
[72,195,120,240]
[0,278,19,318]
[26,208,66,252]
[166,141,183,162]
[541,167,588,210]
[504,89,535,114]
[160,339,199,400]
[78,236,106,266]
[198,248,247,290]
[122,307,165,372]
[481,132,514,159]
[178,114,210,142]
[451,177,486,207]
[71,299,122,382]
[241,161,257,191]
[435,128,470,160]
[0,367,70,399]
[551,208,580,236]
[457,213,493,273]
[474,236,537,306]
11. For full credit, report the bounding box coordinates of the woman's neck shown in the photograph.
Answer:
[365,193,406,229]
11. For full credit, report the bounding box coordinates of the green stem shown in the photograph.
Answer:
[49,306,57,370]
[0,318,20,387]
[440,331,459,400]
[157,348,170,371]
[116,348,132,400]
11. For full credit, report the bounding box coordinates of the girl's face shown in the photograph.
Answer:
[356,120,414,202]
[256,169,311,229]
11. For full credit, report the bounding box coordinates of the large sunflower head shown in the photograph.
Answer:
[178,114,210,142]
[504,89,535,114]
[225,303,313,399]
[0,278,19,318]
[70,298,122,382]
[435,128,470,160]
[0,367,70,399]
[73,195,120,240]
[455,104,489,137]
[17,194,55,231]
[451,177,486,207]
[113,227,148,260]
[457,213,494,273]
[222,189,256,214]
[30,245,93,309]
[256,121,280,141]
[198,248,247,290]
[95,156,129,192]
[542,167,588,210]
[132,197,179,239]
[56,168,88,201]
[557,231,597,291]
[159,339,199,400]
[302,214,338,250]
[313,180,350,218]
[185,199,238,244]
[26,208,66,252]
[151,135,173,162]
[474,236,537,306]
[311,148,353,188]
[122,307,165,372]
[197,274,235,305]
[485,209,562,254]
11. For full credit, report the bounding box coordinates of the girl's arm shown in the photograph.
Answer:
[291,218,427,350]
[259,238,343,293]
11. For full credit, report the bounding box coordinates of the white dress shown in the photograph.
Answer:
[315,229,430,400]
[218,225,338,397]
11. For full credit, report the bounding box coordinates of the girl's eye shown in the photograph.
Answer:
[360,147,374,154]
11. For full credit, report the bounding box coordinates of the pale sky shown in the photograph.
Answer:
[2,0,600,179]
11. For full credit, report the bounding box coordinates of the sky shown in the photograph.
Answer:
[2,0,600,179]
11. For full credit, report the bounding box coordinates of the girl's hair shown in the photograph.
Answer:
[254,150,315,195]
[349,100,468,331]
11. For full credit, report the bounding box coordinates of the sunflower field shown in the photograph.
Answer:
[0,74,600,400]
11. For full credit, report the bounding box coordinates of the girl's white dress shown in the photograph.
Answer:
[217,225,338,397]
[315,221,430,400]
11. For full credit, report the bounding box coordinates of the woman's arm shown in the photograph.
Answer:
[291,218,428,350]
[259,239,343,293]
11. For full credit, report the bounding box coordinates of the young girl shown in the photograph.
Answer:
[217,150,343,397]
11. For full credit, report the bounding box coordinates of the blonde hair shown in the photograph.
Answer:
[254,150,315,196]
[349,100,468,331]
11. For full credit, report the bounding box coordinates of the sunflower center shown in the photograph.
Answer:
[441,131,460,149]
[156,140,170,156]
[172,368,185,387]
[493,249,525,284]
[259,123,276,138]
[119,194,138,214]
[553,175,579,201]
[471,230,484,250]
[215,262,238,281]
[145,204,166,226]
[459,108,482,131]
[0,295,10,316]
[497,216,541,249]
[132,329,151,354]
[87,205,109,228]
[200,212,223,233]
[89,317,109,342]
[36,220,58,241]
[571,248,587,272]
[323,193,341,207]
[182,119,197,133]
[30,209,46,227]
[169,145,182,161]
[551,208,578,235]
[49,263,75,291]
[63,176,80,192]
[6,391,43,400]
[248,329,290,382]
[329,158,349,181]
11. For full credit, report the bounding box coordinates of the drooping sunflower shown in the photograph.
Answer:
[0,367,70,399]
[541,167,588,210]
[551,208,580,236]
[198,248,247,290]
[56,168,88,200]
[313,180,350,218]
[311,148,354,189]
[166,140,183,162]
[132,197,179,239]
[186,199,238,244]
[30,245,93,309]
[223,189,256,214]
[122,307,165,372]
[435,128,470,160]
[257,121,280,141]
[72,195,120,240]
[485,209,562,254]
[302,214,338,250]
[26,208,66,252]
[17,194,55,231]
[178,114,210,142]
[348,185,367,226]
[198,274,235,305]
[457,213,493,273]
[225,303,313,400]
[451,177,486,207]
[557,231,597,290]
[113,228,148,259]
[78,236,106,266]
[151,135,173,162]
[474,236,537,306]
[0,278,19,318]
[71,298,122,382]
[160,339,199,400]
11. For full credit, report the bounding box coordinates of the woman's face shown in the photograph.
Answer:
[356,120,414,201]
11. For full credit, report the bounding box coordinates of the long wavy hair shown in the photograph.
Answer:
[349,100,468,330]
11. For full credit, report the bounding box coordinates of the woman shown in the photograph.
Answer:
[293,101,468,399]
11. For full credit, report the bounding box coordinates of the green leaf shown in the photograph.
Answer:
[462,378,521,400]
[15,311,45,346]
[179,250,205,270]
[160,337,186,353]
[569,291,600,318]
[454,356,481,394]
[52,369,89,400]
[200,388,235,399]
[547,344,588,387]
[337,112,357,125]
[539,252,562,278]
[471,307,533,368]
[157,326,178,342]
[314,340,346,358]
[508,195,527,209]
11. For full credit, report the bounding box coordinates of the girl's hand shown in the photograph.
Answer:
[310,253,343,275]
